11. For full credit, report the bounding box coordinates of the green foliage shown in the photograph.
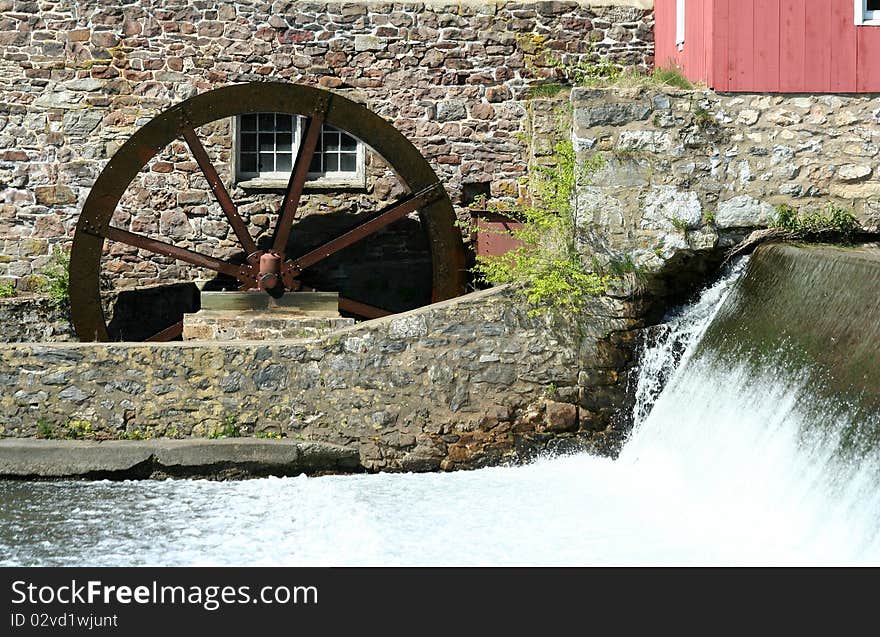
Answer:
[208,415,241,439]
[0,280,15,298]
[773,203,860,242]
[473,141,613,315]
[255,430,284,440]
[41,246,70,307]
[703,211,717,226]
[670,216,690,237]
[651,66,694,89]
[36,419,56,439]
[120,428,150,440]
[606,253,646,278]
[546,49,621,86]
[692,106,713,127]
[63,420,93,440]
[526,82,567,99]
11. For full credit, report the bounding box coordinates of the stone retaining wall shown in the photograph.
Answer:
[570,87,880,285]
[0,284,644,471]
[0,0,655,295]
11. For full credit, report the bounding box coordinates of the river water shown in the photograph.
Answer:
[1,255,879,566]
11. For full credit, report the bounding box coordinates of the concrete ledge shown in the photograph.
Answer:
[0,439,361,480]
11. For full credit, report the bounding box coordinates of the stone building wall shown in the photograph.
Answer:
[570,86,880,286]
[0,284,644,471]
[0,0,655,298]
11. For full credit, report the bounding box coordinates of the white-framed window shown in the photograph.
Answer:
[856,0,880,25]
[676,0,685,51]
[234,113,366,188]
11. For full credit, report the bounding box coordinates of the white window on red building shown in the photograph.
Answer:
[856,0,880,25]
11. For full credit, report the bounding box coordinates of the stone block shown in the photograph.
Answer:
[714,195,776,229]
[34,185,77,206]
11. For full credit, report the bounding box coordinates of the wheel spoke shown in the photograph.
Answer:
[145,320,183,342]
[181,126,258,256]
[97,225,245,279]
[338,296,393,319]
[272,114,325,255]
[289,183,445,271]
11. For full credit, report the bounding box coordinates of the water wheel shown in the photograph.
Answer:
[70,82,466,341]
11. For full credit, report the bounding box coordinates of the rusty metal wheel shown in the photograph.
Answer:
[70,82,466,341]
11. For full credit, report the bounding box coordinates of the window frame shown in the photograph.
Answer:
[676,0,685,51]
[232,114,367,190]
[855,0,880,26]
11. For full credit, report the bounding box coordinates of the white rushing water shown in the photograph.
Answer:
[2,259,879,566]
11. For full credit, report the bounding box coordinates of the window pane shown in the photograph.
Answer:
[276,133,292,152]
[259,113,274,130]
[259,133,274,152]
[259,153,274,172]
[340,153,357,172]
[240,153,257,173]
[241,114,257,131]
[276,114,292,131]
[340,133,357,151]
[240,133,256,152]
[309,153,322,172]
[325,154,339,172]
[869,0,880,10]
[275,153,292,172]
[323,131,340,152]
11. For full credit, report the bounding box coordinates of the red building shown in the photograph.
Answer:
[656,0,880,92]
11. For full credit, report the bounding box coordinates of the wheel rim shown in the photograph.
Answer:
[70,82,466,341]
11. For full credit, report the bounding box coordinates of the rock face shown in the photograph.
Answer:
[714,196,776,229]
[0,0,655,295]
[0,286,644,472]
[571,87,880,294]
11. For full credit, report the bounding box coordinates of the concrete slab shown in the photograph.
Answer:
[0,438,361,479]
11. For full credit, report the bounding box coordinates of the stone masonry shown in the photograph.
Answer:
[0,284,645,471]
[570,86,880,284]
[0,0,655,296]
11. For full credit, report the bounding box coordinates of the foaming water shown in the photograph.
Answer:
[1,255,879,566]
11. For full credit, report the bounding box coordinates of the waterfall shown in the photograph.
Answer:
[2,244,879,566]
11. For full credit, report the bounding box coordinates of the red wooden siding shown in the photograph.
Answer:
[753,0,781,91]
[655,0,880,92]
[655,0,714,84]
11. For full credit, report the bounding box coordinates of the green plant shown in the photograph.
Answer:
[772,203,860,242]
[546,49,621,86]
[0,280,15,298]
[41,246,70,307]
[255,430,284,440]
[120,428,151,440]
[63,420,93,440]
[693,106,713,127]
[36,419,56,439]
[473,141,613,315]
[606,253,644,278]
[651,66,693,89]
[670,216,690,237]
[208,415,241,439]
[703,211,717,226]
[526,82,567,99]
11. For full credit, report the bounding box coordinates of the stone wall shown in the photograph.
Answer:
[0,284,645,471]
[570,86,880,289]
[0,0,655,298]
[0,296,72,341]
